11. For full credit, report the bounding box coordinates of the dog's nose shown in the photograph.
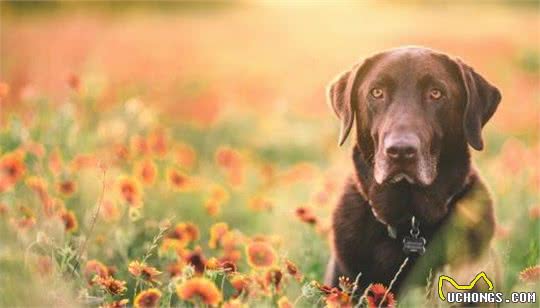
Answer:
[384,135,420,161]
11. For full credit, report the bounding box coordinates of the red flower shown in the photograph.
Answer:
[246,241,277,269]
[57,179,77,196]
[365,283,396,308]
[0,151,26,192]
[67,73,80,90]
[176,277,222,305]
[60,210,78,232]
[135,159,157,186]
[183,247,206,274]
[117,176,143,207]
[519,265,540,283]
[134,288,161,308]
[295,206,318,225]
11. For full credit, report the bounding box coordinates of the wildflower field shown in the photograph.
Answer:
[0,2,539,307]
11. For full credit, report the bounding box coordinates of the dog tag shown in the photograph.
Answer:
[402,235,426,256]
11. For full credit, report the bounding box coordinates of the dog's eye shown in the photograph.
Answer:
[429,89,443,100]
[370,88,384,99]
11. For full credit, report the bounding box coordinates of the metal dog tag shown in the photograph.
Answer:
[402,235,426,256]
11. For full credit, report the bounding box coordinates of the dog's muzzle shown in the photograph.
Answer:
[374,132,437,186]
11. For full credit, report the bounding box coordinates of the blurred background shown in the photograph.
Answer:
[0,1,538,307]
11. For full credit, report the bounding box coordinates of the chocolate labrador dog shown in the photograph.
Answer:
[325,47,501,297]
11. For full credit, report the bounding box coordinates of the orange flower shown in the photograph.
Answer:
[171,222,199,243]
[208,184,229,204]
[221,250,242,265]
[312,281,352,308]
[167,168,194,191]
[204,184,229,216]
[26,176,49,204]
[529,205,540,220]
[222,299,246,308]
[67,73,80,91]
[215,146,244,187]
[84,259,110,283]
[205,199,221,217]
[208,222,229,249]
[41,197,65,218]
[93,276,127,295]
[131,135,150,157]
[230,273,251,297]
[519,265,540,283]
[114,144,130,162]
[246,241,277,269]
[99,299,129,308]
[220,232,244,263]
[264,267,283,291]
[117,176,143,207]
[47,148,63,176]
[259,164,275,184]
[248,196,273,212]
[166,261,183,277]
[219,260,237,274]
[60,210,78,232]
[57,179,77,196]
[175,143,197,170]
[176,277,222,305]
[285,259,303,281]
[0,203,7,216]
[182,246,206,274]
[12,216,36,230]
[134,159,157,186]
[215,146,242,169]
[70,154,98,170]
[160,239,187,255]
[281,163,318,183]
[227,168,244,188]
[277,296,293,308]
[495,224,510,239]
[0,82,9,99]
[295,206,318,225]
[313,280,333,295]
[0,151,26,192]
[365,283,396,308]
[313,190,331,206]
[222,232,244,250]
[148,129,168,157]
[101,199,121,222]
[205,257,220,271]
[128,261,162,284]
[161,222,199,253]
[326,290,352,308]
[499,138,530,175]
[134,288,161,308]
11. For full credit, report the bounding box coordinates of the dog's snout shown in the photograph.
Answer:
[386,143,417,160]
[384,134,420,161]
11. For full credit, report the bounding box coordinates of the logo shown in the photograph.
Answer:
[438,272,536,304]
[438,272,493,301]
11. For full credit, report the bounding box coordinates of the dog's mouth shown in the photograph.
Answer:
[379,165,419,185]
[388,172,416,184]
[374,156,437,186]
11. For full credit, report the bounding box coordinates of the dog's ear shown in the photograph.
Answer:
[326,59,373,146]
[456,59,501,151]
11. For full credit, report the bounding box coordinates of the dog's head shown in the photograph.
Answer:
[327,47,500,186]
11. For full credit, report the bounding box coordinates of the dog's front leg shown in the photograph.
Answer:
[324,254,346,286]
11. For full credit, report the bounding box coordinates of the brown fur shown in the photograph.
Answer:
[325,47,501,297]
